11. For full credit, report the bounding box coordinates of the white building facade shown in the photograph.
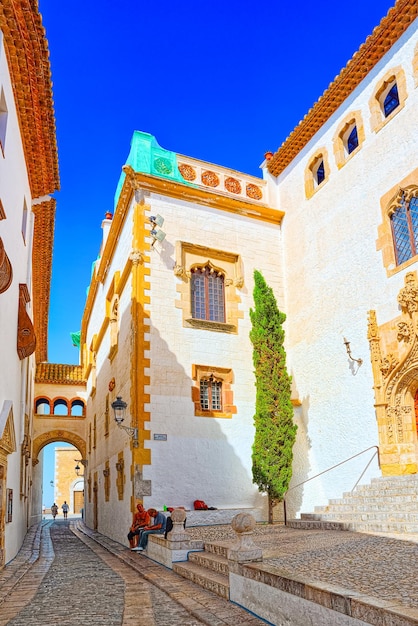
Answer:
[81,133,285,544]
[265,0,418,515]
[0,2,59,567]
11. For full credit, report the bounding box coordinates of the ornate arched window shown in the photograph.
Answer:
[191,265,225,323]
[390,189,418,266]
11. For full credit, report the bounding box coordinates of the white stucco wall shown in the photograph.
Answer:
[0,33,37,563]
[267,20,418,515]
[142,193,282,515]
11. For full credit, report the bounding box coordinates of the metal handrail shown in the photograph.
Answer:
[283,445,380,525]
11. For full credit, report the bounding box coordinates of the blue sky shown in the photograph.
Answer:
[39,0,396,367]
[38,0,396,505]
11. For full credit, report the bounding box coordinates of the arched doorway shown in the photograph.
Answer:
[32,431,86,521]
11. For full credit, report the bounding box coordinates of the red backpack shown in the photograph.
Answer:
[194,499,208,510]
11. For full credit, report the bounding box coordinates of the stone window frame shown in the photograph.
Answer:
[191,364,236,419]
[333,111,365,169]
[376,169,418,276]
[369,66,407,134]
[304,149,330,199]
[175,242,244,333]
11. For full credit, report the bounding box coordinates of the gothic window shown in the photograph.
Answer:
[191,266,225,323]
[175,242,243,333]
[391,193,418,266]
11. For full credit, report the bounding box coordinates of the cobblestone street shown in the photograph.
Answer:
[0,521,265,626]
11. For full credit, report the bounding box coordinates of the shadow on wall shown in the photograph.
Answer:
[284,389,312,519]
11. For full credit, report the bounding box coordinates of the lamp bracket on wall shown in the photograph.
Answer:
[343,337,363,368]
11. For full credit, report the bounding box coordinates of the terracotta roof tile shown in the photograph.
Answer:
[0,0,59,196]
[267,0,418,177]
[35,363,86,385]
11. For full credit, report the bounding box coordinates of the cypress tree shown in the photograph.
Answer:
[250,270,297,523]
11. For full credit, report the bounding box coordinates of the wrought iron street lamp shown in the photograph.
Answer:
[111,396,138,447]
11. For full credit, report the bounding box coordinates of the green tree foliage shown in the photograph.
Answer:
[250,270,297,522]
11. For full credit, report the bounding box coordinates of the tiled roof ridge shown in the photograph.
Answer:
[35,362,86,384]
[267,0,417,177]
[0,0,59,196]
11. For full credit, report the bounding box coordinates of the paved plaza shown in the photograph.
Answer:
[1,519,418,625]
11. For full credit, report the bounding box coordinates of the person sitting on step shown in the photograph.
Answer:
[128,504,151,549]
[132,508,166,551]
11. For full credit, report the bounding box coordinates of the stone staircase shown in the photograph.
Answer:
[287,474,418,534]
[173,541,230,599]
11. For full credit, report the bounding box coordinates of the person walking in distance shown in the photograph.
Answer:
[62,501,69,519]
[51,503,58,519]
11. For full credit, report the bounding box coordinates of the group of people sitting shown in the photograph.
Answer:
[128,504,168,551]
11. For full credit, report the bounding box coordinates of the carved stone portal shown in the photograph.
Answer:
[368,271,418,475]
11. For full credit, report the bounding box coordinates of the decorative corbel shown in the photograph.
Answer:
[17,284,36,360]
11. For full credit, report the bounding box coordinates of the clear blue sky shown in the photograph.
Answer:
[39,0,396,365]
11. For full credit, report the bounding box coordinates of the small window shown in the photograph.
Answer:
[391,193,418,265]
[346,126,359,154]
[192,364,236,418]
[22,199,28,243]
[315,160,325,185]
[383,83,399,118]
[191,266,225,323]
[200,378,222,411]
[0,88,8,156]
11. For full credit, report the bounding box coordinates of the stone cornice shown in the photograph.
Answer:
[267,0,418,177]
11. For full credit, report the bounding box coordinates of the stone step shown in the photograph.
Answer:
[203,541,229,558]
[286,519,348,531]
[173,560,229,599]
[188,549,229,576]
[317,512,418,522]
